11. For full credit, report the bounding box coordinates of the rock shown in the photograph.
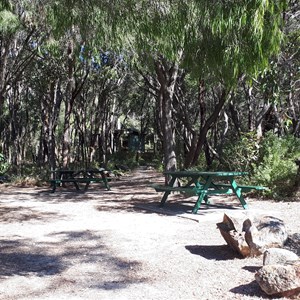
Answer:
[284,233,300,256]
[216,213,250,257]
[217,213,289,257]
[244,216,288,256]
[255,261,300,298]
[217,223,250,257]
[263,248,299,266]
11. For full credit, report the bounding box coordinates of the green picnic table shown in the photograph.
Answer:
[152,170,266,214]
[49,168,111,193]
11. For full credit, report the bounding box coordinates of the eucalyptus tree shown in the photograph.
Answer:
[0,0,289,173]
[72,51,130,167]
[0,0,47,167]
[0,1,18,103]
[0,0,133,170]
[48,0,287,171]
[227,0,300,139]
[117,0,287,172]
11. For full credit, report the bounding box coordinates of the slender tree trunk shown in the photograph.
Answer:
[0,40,9,116]
[62,40,76,168]
[228,100,241,137]
[40,80,62,177]
[154,56,181,175]
[185,87,229,168]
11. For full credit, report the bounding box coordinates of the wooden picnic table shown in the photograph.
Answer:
[49,168,111,193]
[153,170,266,214]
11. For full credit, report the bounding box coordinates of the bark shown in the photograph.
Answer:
[182,79,206,168]
[185,87,229,168]
[62,40,76,168]
[244,85,255,132]
[228,100,241,137]
[39,80,62,174]
[154,56,180,176]
[61,39,89,168]
[49,81,62,173]
[0,30,36,117]
[0,40,9,116]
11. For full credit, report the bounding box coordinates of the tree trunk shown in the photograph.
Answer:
[154,56,181,176]
[0,40,9,116]
[185,86,229,168]
[49,81,62,173]
[62,40,76,168]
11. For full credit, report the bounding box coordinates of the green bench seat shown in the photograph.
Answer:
[152,184,198,194]
[151,184,210,206]
[211,183,267,192]
[152,183,266,194]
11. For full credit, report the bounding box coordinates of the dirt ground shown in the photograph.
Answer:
[0,168,299,300]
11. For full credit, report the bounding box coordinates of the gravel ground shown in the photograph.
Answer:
[0,168,299,300]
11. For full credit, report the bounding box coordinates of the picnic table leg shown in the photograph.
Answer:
[51,182,57,193]
[192,191,208,213]
[192,177,213,213]
[159,191,171,207]
[104,178,111,191]
[101,172,111,190]
[84,182,90,191]
[159,175,177,207]
[73,181,80,191]
[230,179,248,209]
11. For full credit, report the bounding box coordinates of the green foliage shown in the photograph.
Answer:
[3,163,49,187]
[107,150,163,171]
[10,175,44,187]
[0,9,19,35]
[106,0,287,87]
[0,153,9,175]
[219,133,300,197]
[186,0,286,85]
[221,132,260,173]
[0,0,11,10]
[10,163,50,179]
[253,133,300,198]
[107,150,139,170]
[189,152,208,171]
[152,159,164,172]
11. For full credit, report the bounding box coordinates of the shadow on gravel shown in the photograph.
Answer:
[0,230,148,291]
[0,169,245,218]
[230,280,269,298]
[185,244,242,260]
[47,230,149,290]
[0,239,65,277]
[0,206,62,223]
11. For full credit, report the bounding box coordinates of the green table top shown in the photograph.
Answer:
[163,170,248,177]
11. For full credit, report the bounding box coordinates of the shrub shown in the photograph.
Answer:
[253,133,300,198]
[107,150,139,170]
[0,153,10,175]
[220,132,260,173]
